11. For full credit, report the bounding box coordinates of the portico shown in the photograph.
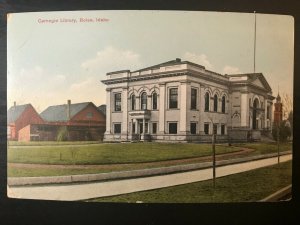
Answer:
[129,110,151,141]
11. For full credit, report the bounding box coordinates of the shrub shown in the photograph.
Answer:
[56,126,69,141]
[272,121,291,142]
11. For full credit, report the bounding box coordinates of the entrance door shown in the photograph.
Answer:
[252,99,259,130]
[139,123,143,134]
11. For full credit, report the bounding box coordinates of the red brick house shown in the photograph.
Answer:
[7,103,44,141]
[8,100,106,142]
[25,100,106,141]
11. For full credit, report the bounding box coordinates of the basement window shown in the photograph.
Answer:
[169,122,177,134]
[114,124,121,134]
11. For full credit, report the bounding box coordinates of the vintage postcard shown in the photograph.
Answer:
[7,10,293,202]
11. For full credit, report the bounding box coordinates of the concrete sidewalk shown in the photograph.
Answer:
[8,150,292,186]
[7,154,292,201]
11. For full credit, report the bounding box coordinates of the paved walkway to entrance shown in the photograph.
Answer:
[7,154,292,201]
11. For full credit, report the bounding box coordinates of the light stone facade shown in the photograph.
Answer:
[102,58,274,142]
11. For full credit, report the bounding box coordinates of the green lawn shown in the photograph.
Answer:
[8,141,100,146]
[233,142,292,155]
[8,143,237,165]
[89,160,292,203]
[8,167,113,177]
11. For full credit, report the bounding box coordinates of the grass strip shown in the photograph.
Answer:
[88,160,292,203]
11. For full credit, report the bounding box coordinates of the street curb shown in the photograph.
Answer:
[8,151,292,186]
[259,184,292,202]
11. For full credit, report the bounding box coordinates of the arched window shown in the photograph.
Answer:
[141,92,147,110]
[213,94,218,112]
[221,96,226,113]
[253,98,259,129]
[131,94,136,110]
[205,92,209,111]
[152,92,157,110]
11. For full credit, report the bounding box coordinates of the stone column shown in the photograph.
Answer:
[180,81,189,134]
[240,92,248,127]
[270,102,273,132]
[122,87,128,140]
[264,99,268,129]
[147,94,151,110]
[158,83,166,133]
[135,119,138,134]
[105,88,111,134]
[143,119,145,134]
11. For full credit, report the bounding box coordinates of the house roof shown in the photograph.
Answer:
[132,58,206,73]
[98,104,106,115]
[7,104,30,124]
[228,73,272,92]
[40,102,91,122]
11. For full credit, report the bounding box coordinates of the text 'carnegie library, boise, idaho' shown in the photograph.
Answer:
[37,17,109,24]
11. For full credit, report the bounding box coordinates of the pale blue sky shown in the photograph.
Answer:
[7,11,294,112]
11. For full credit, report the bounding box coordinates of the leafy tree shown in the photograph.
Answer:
[272,121,291,142]
[56,126,69,141]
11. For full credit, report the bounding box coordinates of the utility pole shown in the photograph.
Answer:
[212,132,216,188]
[277,123,280,164]
[254,11,257,74]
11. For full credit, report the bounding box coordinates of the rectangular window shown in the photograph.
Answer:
[221,124,225,135]
[190,122,197,134]
[191,88,197,110]
[132,123,135,133]
[152,93,158,110]
[267,106,270,119]
[213,124,218,135]
[86,112,93,118]
[114,123,121,134]
[169,88,178,109]
[152,123,157,134]
[204,123,209,135]
[169,123,177,134]
[145,123,149,134]
[114,93,121,111]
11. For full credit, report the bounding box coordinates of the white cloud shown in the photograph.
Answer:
[182,52,213,70]
[81,46,143,74]
[222,65,242,74]
[70,77,94,91]
[54,74,66,82]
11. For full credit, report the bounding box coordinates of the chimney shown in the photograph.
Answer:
[67,100,71,120]
[14,101,16,108]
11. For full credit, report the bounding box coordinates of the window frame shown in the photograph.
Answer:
[168,122,178,134]
[169,88,178,109]
[152,122,157,134]
[191,88,197,110]
[86,112,93,118]
[131,94,136,111]
[141,92,147,110]
[114,93,122,112]
[213,123,218,135]
[190,122,197,134]
[205,92,210,111]
[221,96,226,113]
[213,94,218,112]
[113,123,121,134]
[221,124,225,135]
[152,92,158,110]
[204,123,209,135]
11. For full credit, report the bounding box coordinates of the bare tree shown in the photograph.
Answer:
[282,93,293,120]
[207,114,219,188]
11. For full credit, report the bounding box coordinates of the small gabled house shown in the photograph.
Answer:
[98,104,106,116]
[7,103,44,141]
[37,100,106,141]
